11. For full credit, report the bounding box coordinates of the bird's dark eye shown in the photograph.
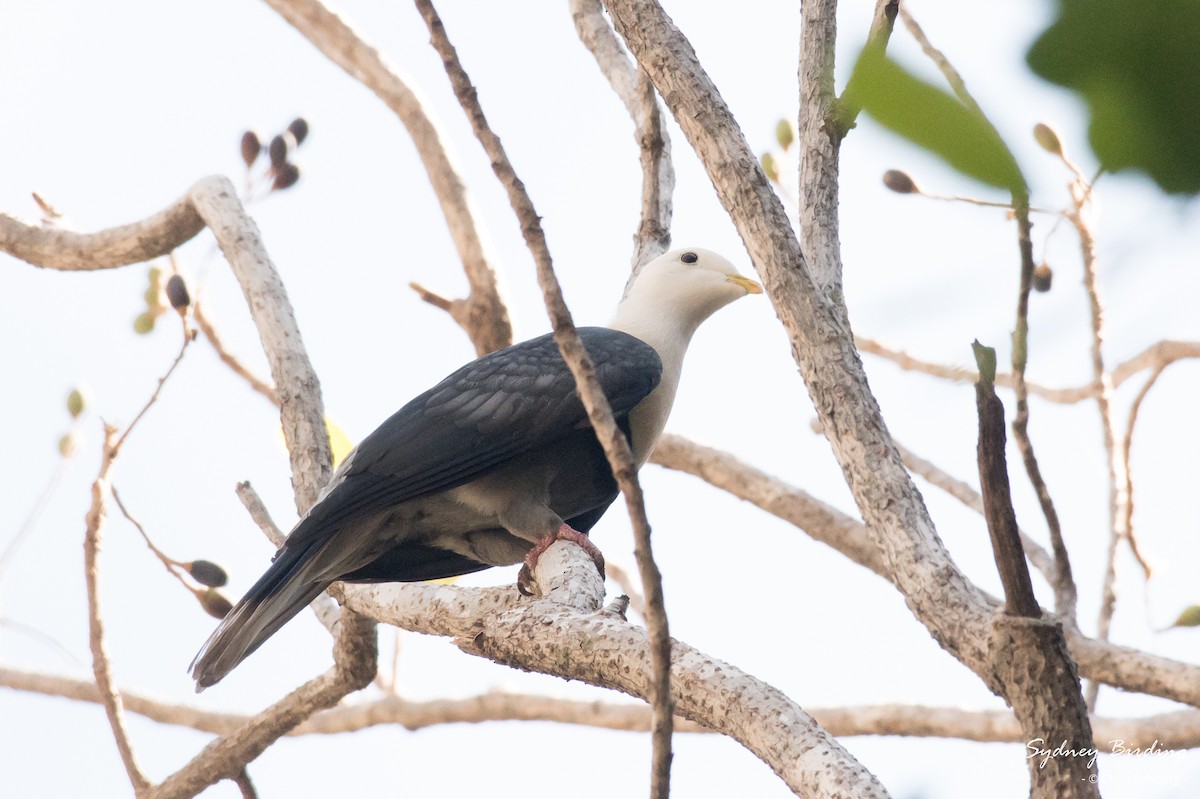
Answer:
[680,252,698,264]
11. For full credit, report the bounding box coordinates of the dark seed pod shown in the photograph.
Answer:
[165,274,191,310]
[268,135,288,167]
[882,169,918,194]
[199,589,234,620]
[1032,123,1063,156]
[1032,263,1053,292]
[240,131,262,168]
[187,560,229,588]
[272,162,301,191]
[287,117,309,146]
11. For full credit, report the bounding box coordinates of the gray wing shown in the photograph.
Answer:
[288,327,662,550]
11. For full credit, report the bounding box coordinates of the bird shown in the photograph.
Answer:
[190,247,761,689]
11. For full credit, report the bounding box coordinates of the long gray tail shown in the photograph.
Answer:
[189,540,330,691]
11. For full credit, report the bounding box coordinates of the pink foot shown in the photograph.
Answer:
[517,523,606,596]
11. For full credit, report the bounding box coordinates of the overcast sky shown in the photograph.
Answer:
[2,1,1199,797]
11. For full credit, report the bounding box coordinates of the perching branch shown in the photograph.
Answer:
[412,4,675,794]
[261,0,511,356]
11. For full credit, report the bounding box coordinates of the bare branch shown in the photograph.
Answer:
[9,659,1200,748]
[603,0,1003,695]
[890,438,1059,601]
[570,0,674,269]
[0,197,203,270]
[413,3,676,793]
[650,434,886,578]
[857,335,1200,405]
[85,425,152,796]
[187,176,332,511]
[1120,366,1166,576]
[194,302,280,407]
[459,544,889,799]
[261,0,511,356]
[235,481,341,634]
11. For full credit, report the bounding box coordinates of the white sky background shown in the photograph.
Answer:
[2,0,1199,796]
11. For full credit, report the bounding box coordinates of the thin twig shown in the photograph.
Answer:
[1120,367,1165,576]
[1068,174,1125,710]
[262,0,512,356]
[194,302,280,406]
[112,329,194,456]
[111,486,191,588]
[413,3,674,794]
[0,436,76,578]
[857,335,1200,404]
[85,424,152,796]
[893,438,1058,593]
[235,481,340,634]
[568,0,674,270]
[902,5,1078,621]
[232,770,258,799]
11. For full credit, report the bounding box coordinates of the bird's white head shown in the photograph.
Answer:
[612,247,762,344]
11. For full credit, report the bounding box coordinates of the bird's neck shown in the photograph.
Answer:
[608,300,697,466]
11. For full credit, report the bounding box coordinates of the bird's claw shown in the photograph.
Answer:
[517,523,605,596]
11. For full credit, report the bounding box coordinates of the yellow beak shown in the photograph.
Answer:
[726,274,763,295]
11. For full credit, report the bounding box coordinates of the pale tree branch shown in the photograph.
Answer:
[261,0,511,356]
[0,175,380,796]
[412,3,675,793]
[85,424,152,797]
[1070,175,1131,710]
[889,437,1059,602]
[10,662,1200,749]
[0,198,204,270]
[650,434,886,578]
[457,543,889,798]
[857,335,1200,405]
[652,434,1200,710]
[569,0,674,269]
[602,0,1001,690]
[235,481,341,634]
[193,302,280,406]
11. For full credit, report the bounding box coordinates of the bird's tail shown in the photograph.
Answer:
[189,539,330,691]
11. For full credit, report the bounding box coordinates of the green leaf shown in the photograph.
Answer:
[1169,605,1200,629]
[847,46,1025,195]
[971,340,997,387]
[1028,0,1200,194]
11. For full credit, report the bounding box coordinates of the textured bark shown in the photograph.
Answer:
[457,545,891,799]
[991,618,1099,797]
[0,194,203,270]
[602,0,997,686]
[975,371,1041,619]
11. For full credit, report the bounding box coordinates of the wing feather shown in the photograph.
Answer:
[287,328,661,549]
